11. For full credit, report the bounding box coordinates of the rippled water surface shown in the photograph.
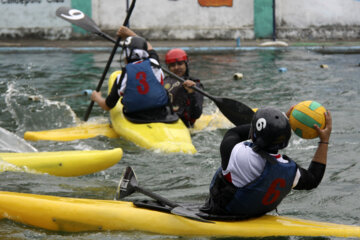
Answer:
[0,46,360,240]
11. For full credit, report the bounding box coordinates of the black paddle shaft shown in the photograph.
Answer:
[134,185,211,222]
[161,67,254,126]
[117,166,178,208]
[83,0,136,121]
[135,186,178,208]
[117,166,212,223]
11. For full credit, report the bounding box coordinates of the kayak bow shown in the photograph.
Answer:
[0,148,122,177]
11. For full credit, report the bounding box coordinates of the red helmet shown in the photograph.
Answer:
[165,48,188,64]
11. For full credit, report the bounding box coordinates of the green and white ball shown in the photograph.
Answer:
[289,100,326,139]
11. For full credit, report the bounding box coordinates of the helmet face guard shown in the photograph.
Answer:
[250,107,291,153]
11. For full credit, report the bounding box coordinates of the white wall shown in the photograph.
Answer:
[92,0,254,40]
[277,0,360,39]
[92,0,360,40]
[0,0,72,39]
[1,0,360,40]
[278,0,360,27]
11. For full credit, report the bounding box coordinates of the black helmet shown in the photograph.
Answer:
[121,36,148,62]
[250,107,291,153]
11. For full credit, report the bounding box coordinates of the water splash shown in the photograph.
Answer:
[4,81,79,133]
[0,158,41,175]
[0,127,37,153]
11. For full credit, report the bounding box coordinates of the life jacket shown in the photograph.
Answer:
[209,149,297,217]
[122,59,168,113]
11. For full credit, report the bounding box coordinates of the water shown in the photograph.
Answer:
[0,46,360,239]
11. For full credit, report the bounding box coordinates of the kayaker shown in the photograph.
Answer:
[201,107,332,219]
[164,48,204,127]
[91,26,170,122]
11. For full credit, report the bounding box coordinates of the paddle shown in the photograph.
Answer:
[158,66,254,126]
[115,166,212,223]
[57,1,136,121]
[56,7,115,43]
[56,6,255,126]
[28,89,92,101]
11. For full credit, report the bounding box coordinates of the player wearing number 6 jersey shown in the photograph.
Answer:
[91,26,170,122]
[201,107,332,219]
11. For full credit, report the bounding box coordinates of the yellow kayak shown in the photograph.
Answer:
[0,148,122,177]
[192,108,257,132]
[192,109,233,132]
[24,122,119,141]
[108,71,196,154]
[23,111,230,143]
[0,191,359,238]
[23,71,196,154]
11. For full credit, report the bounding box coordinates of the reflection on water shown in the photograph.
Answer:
[0,48,359,239]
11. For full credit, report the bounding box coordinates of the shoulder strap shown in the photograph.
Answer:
[116,67,126,88]
[150,61,161,69]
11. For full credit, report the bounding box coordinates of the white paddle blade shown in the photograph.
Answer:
[56,7,101,34]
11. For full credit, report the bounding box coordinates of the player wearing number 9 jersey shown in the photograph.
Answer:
[201,107,332,219]
[91,26,170,122]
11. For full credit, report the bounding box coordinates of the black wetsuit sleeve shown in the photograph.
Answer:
[148,49,160,63]
[220,124,251,170]
[105,70,125,109]
[293,161,326,190]
[187,81,204,119]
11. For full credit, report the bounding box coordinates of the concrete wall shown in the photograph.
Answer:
[0,0,71,39]
[1,0,360,40]
[277,0,360,40]
[92,0,254,40]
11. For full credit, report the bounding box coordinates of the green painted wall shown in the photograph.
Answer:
[71,0,92,34]
[254,0,273,39]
